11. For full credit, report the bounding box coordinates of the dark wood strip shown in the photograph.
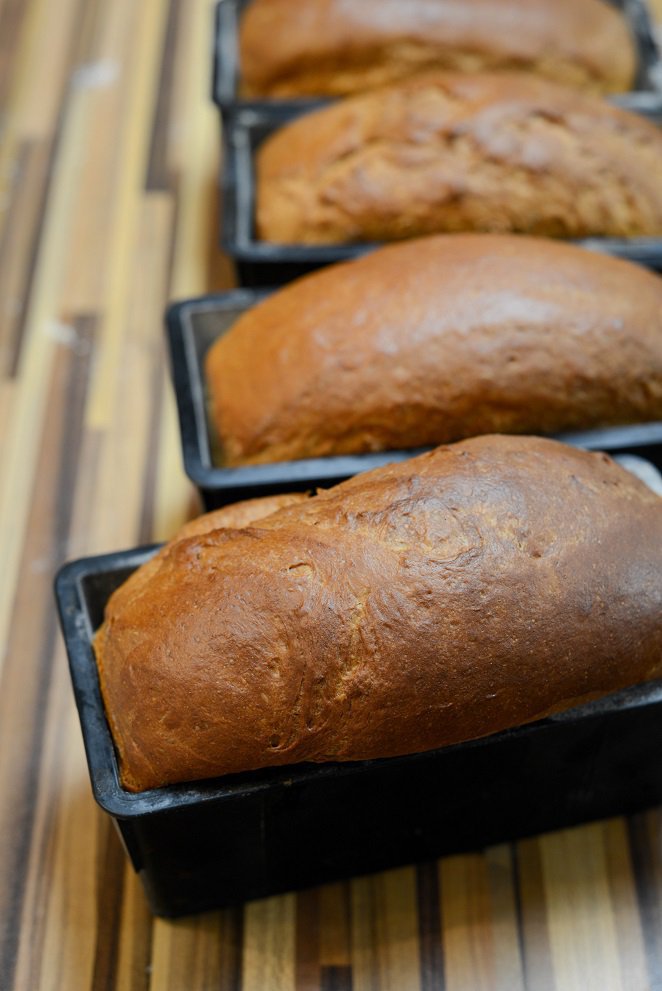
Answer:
[319,881,352,969]
[216,906,244,991]
[0,0,27,114]
[0,140,54,379]
[627,813,662,991]
[0,315,96,989]
[321,965,353,991]
[0,139,30,367]
[207,174,236,292]
[92,815,128,991]
[416,861,444,991]
[145,0,181,191]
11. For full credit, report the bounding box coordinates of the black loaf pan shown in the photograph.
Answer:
[212,0,662,119]
[166,291,662,510]
[221,104,662,286]
[55,455,662,918]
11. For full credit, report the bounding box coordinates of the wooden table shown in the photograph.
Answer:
[2,1,662,988]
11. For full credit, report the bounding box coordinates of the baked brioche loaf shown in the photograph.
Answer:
[205,235,662,466]
[256,72,662,244]
[239,0,636,97]
[95,435,662,792]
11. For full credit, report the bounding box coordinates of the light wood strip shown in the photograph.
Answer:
[10,0,81,138]
[86,0,169,430]
[603,820,649,990]
[0,0,78,225]
[59,0,165,313]
[30,693,101,991]
[150,911,240,991]
[540,822,638,991]
[242,894,297,991]
[167,0,221,298]
[0,52,89,668]
[0,379,14,463]
[351,867,421,991]
[440,847,525,991]
[86,194,174,553]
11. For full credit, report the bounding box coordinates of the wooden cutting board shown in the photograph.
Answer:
[1,1,661,988]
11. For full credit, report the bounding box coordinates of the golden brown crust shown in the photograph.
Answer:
[95,436,662,792]
[256,72,662,244]
[103,494,309,619]
[240,0,636,97]
[205,234,662,466]
[174,494,310,540]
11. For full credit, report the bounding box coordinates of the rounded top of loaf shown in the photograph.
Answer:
[240,0,636,97]
[206,233,662,465]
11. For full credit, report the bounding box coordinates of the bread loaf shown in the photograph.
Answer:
[256,73,662,244]
[205,235,662,466]
[239,0,636,97]
[95,436,662,792]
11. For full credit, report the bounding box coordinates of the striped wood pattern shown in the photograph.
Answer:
[1,0,662,988]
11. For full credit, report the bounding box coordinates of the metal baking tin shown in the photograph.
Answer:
[55,454,662,917]
[166,291,662,510]
[220,102,662,286]
[212,0,662,119]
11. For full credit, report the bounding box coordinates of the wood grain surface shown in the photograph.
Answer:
[1,1,662,988]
